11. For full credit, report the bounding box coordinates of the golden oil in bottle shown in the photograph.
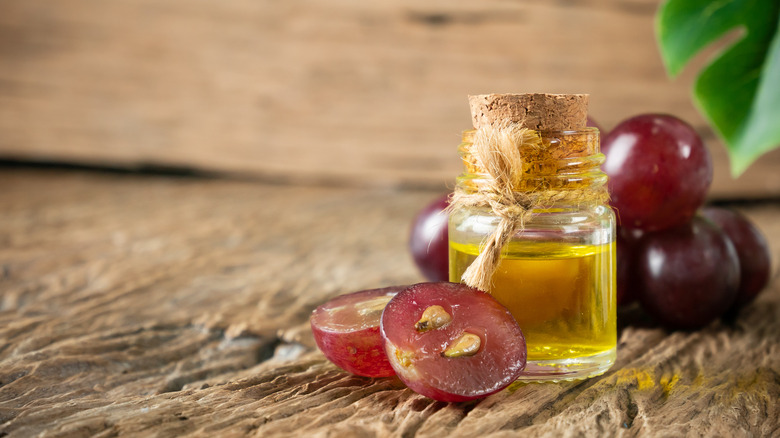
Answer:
[450,239,616,379]
[448,96,616,381]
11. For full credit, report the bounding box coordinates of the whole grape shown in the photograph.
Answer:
[701,207,772,308]
[409,194,450,282]
[587,116,604,133]
[616,227,642,306]
[635,217,739,330]
[602,114,712,232]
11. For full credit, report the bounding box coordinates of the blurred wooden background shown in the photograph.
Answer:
[1,0,779,197]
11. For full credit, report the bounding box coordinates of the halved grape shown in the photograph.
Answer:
[635,217,739,329]
[311,286,404,377]
[409,194,450,281]
[602,114,712,231]
[701,207,772,308]
[381,282,526,402]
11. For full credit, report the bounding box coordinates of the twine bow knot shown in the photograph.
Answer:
[448,124,607,292]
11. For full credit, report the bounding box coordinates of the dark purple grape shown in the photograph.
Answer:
[602,114,712,232]
[635,217,739,330]
[409,194,450,282]
[587,115,604,133]
[701,207,772,308]
[616,227,642,306]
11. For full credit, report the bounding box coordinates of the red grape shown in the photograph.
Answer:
[635,217,739,330]
[311,286,403,377]
[409,194,450,281]
[616,227,642,306]
[587,115,604,133]
[381,282,526,402]
[701,207,772,308]
[602,114,712,232]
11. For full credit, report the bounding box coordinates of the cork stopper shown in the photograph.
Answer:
[468,93,588,131]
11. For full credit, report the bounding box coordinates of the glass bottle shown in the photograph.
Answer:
[448,127,616,382]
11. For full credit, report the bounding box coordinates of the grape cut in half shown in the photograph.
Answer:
[381,282,527,402]
[311,286,404,377]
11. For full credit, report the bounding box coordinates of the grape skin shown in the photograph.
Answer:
[701,207,772,308]
[310,287,403,377]
[616,227,642,306]
[602,114,712,232]
[587,115,604,133]
[381,282,526,402]
[409,194,450,281]
[635,217,739,330]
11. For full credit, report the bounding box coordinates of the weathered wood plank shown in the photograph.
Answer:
[0,169,778,437]
[1,0,779,198]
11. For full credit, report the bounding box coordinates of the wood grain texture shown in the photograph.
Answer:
[1,0,780,198]
[0,169,779,436]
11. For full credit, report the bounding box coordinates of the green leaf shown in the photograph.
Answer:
[656,0,780,176]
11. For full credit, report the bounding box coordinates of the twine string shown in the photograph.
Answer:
[448,124,607,292]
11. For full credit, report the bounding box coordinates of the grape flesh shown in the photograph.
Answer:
[602,114,712,232]
[381,282,526,402]
[409,194,450,282]
[635,217,739,329]
[701,207,772,308]
[311,286,404,377]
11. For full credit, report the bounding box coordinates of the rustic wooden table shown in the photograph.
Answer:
[1,168,778,437]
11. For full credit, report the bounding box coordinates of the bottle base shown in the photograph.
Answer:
[516,348,616,382]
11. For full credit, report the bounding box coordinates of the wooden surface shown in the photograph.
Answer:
[2,0,780,198]
[1,168,779,437]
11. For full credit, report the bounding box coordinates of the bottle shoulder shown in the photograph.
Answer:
[449,204,615,246]
[449,204,615,227]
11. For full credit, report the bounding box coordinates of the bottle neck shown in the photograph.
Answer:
[456,128,607,201]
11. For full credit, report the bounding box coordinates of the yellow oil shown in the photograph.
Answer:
[449,240,615,363]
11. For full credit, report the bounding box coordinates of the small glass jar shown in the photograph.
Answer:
[448,128,616,382]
